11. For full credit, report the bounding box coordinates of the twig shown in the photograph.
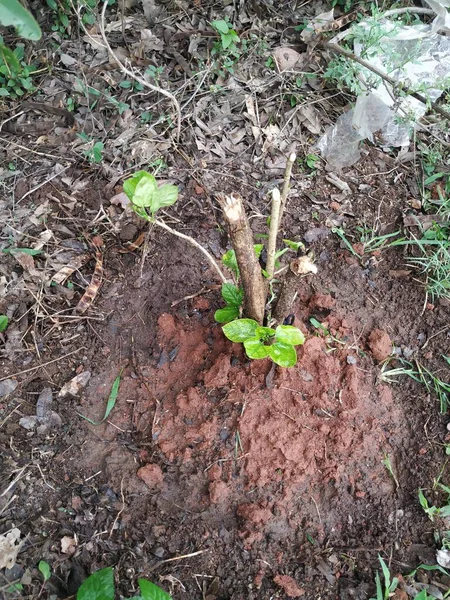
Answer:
[279,152,296,224]
[322,41,450,123]
[153,219,227,283]
[0,347,86,382]
[99,0,181,140]
[266,188,281,279]
[149,549,208,572]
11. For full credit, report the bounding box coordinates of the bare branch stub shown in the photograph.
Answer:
[217,193,266,324]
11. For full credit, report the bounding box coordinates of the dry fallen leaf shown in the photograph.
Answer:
[61,535,77,556]
[0,529,22,570]
[58,371,91,397]
[273,47,302,72]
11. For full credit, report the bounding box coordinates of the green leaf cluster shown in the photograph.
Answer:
[211,19,240,52]
[223,319,305,367]
[76,567,172,600]
[214,283,243,323]
[0,39,35,98]
[123,171,178,220]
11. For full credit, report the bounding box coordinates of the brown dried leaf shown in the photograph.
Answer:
[273,47,302,72]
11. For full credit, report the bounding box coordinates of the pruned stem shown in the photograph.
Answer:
[217,193,266,324]
[153,219,227,283]
[266,187,281,280]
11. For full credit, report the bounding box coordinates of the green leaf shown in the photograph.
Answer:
[38,560,51,582]
[138,578,172,600]
[221,33,233,49]
[267,342,297,367]
[221,283,243,308]
[282,238,305,252]
[275,325,305,346]
[78,368,123,425]
[77,567,114,600]
[222,249,239,279]
[244,338,269,359]
[212,19,229,34]
[222,318,258,343]
[0,0,41,40]
[149,184,178,215]
[123,171,155,202]
[132,174,158,208]
[0,315,8,332]
[214,306,239,323]
[255,326,275,342]
[0,43,20,71]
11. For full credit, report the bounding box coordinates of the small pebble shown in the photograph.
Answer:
[346,355,357,365]
[0,379,18,397]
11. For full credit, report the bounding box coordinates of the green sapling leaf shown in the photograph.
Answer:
[150,184,178,215]
[223,319,258,342]
[244,338,269,359]
[214,306,239,323]
[255,326,275,342]
[138,578,172,600]
[132,174,158,208]
[275,325,305,346]
[123,170,153,201]
[222,249,239,278]
[267,343,297,367]
[76,567,114,600]
[221,283,243,308]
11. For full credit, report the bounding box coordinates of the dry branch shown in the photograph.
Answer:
[217,193,266,324]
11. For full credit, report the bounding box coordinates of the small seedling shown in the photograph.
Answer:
[80,138,104,164]
[222,319,305,367]
[78,368,123,425]
[382,453,399,489]
[211,19,240,54]
[38,560,51,581]
[370,555,399,600]
[76,567,172,600]
[124,171,178,221]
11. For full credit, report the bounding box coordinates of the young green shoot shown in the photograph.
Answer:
[222,319,305,367]
[124,171,226,283]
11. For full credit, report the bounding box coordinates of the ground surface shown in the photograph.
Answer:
[1,1,450,599]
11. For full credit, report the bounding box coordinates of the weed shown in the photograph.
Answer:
[78,368,123,424]
[78,134,104,164]
[45,0,115,37]
[370,556,399,600]
[381,357,450,413]
[382,453,399,489]
[211,19,241,76]
[0,40,36,98]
